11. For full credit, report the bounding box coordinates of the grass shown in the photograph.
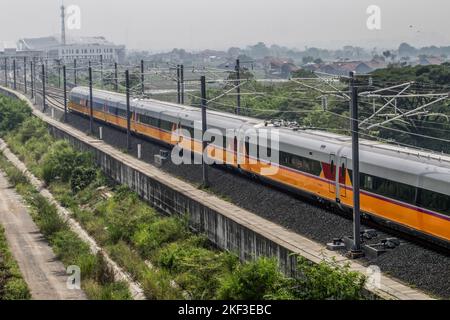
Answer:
[0,154,131,300]
[0,225,31,300]
[0,93,368,300]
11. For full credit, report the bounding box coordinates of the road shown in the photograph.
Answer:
[0,171,86,300]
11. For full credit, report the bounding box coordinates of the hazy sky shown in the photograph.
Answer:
[1,0,449,51]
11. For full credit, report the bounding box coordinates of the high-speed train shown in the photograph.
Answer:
[69,87,450,246]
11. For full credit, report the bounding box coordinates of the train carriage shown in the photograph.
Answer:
[69,87,450,247]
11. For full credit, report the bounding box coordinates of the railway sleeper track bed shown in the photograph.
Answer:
[2,86,449,299]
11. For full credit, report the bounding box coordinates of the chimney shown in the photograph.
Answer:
[61,4,66,45]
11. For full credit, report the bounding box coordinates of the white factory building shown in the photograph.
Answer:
[15,36,126,64]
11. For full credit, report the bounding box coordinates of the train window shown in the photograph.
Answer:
[417,189,450,216]
[280,152,322,176]
[93,100,103,110]
[117,109,128,118]
[108,106,118,115]
[160,120,174,132]
[139,114,159,127]
[355,173,417,204]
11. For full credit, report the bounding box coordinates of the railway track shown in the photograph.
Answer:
[9,84,450,299]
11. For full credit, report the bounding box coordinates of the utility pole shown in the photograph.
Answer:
[89,65,93,134]
[23,57,27,94]
[177,65,181,104]
[349,71,363,258]
[13,59,16,90]
[45,59,48,84]
[235,59,241,115]
[200,76,209,188]
[42,64,46,111]
[30,60,34,99]
[125,69,131,150]
[63,65,67,122]
[140,59,145,95]
[58,60,61,88]
[114,62,118,92]
[180,64,185,104]
[100,54,104,89]
[3,58,7,87]
[74,59,77,86]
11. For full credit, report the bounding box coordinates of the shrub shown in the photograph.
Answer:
[291,257,366,300]
[51,230,91,266]
[32,196,67,237]
[41,141,94,184]
[2,278,30,300]
[141,269,184,300]
[0,96,31,135]
[132,217,187,258]
[156,238,234,299]
[83,279,132,300]
[216,257,284,300]
[70,167,97,193]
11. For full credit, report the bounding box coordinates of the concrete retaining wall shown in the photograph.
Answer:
[49,126,299,276]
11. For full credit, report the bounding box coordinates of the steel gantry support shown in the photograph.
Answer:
[41,64,46,111]
[23,57,27,94]
[349,72,363,257]
[125,69,131,151]
[4,58,7,87]
[89,64,93,134]
[13,59,16,90]
[235,59,241,115]
[63,65,67,122]
[200,75,209,188]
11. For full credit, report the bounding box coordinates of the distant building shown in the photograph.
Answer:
[0,40,43,61]
[304,61,374,76]
[15,36,126,64]
[58,37,126,63]
[17,36,60,60]
[11,4,126,64]
[417,56,445,66]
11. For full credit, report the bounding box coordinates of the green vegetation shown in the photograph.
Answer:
[0,225,31,300]
[0,94,368,300]
[192,64,450,153]
[0,154,131,300]
[0,95,32,135]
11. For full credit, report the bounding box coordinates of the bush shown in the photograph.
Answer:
[141,269,184,300]
[83,279,132,300]
[0,96,31,135]
[2,278,30,300]
[0,225,31,300]
[100,190,156,244]
[32,195,67,237]
[290,257,366,300]
[216,257,284,300]
[132,217,187,258]
[156,238,235,299]
[70,167,97,193]
[41,140,94,184]
[51,230,90,265]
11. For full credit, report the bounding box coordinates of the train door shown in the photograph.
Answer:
[329,154,336,194]
[339,156,347,198]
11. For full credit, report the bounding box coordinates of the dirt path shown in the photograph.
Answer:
[0,171,86,300]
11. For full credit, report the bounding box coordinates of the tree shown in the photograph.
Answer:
[302,56,315,64]
[399,43,417,57]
